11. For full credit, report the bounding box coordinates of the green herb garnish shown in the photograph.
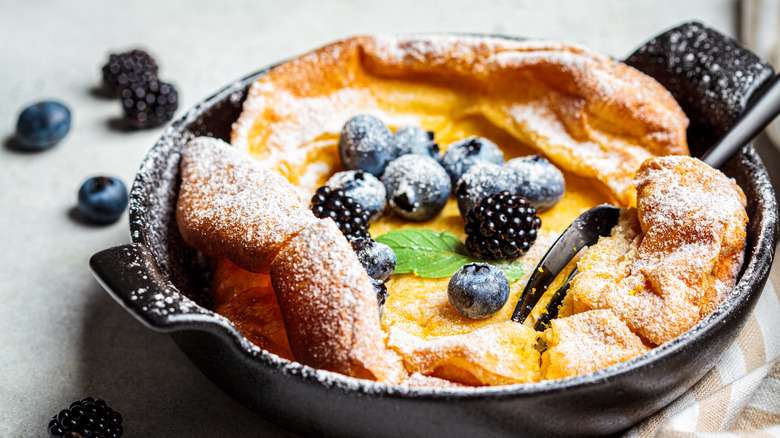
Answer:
[375,228,524,282]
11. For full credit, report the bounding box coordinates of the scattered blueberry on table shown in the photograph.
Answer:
[15,101,71,151]
[77,176,129,225]
[47,396,123,438]
[447,263,510,319]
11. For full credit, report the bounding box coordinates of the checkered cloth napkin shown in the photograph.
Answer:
[625,257,780,437]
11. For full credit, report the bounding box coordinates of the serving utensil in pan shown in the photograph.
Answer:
[515,72,780,330]
[89,23,778,437]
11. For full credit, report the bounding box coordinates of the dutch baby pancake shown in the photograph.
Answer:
[175,35,747,386]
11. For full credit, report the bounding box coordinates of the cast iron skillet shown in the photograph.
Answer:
[90,23,779,437]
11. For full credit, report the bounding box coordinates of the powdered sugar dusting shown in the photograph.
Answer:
[566,156,748,346]
[232,34,688,207]
[177,137,319,273]
[271,219,407,383]
[543,309,650,379]
[387,321,541,385]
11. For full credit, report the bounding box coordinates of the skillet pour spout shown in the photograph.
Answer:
[90,22,778,438]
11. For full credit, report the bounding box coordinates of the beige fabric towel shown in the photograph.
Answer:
[624,254,780,437]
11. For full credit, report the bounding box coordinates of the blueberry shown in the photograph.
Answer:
[455,162,522,217]
[371,278,389,317]
[351,238,397,282]
[77,176,129,224]
[447,263,510,319]
[382,155,451,221]
[440,136,504,188]
[506,155,565,211]
[338,115,396,176]
[326,170,386,221]
[15,101,71,150]
[393,126,440,160]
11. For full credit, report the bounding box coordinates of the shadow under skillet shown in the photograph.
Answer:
[77,280,298,437]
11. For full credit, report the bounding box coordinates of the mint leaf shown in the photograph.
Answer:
[375,229,524,282]
[492,260,525,283]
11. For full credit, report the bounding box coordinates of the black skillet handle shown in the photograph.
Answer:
[90,243,217,333]
[702,74,780,168]
[625,22,775,158]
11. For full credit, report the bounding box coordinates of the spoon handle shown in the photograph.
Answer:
[702,73,780,168]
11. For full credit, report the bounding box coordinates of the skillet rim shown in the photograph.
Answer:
[120,31,778,402]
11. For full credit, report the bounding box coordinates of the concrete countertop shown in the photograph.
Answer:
[2,0,777,436]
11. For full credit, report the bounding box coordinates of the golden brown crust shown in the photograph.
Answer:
[542,310,650,380]
[270,220,407,384]
[176,137,318,274]
[211,258,294,360]
[387,322,541,386]
[565,156,748,345]
[232,35,689,205]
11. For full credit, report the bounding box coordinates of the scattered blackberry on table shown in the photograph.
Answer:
[326,170,386,221]
[447,263,510,319]
[77,176,129,225]
[15,101,71,151]
[382,154,451,221]
[464,191,541,261]
[440,136,504,188]
[393,126,440,160]
[101,49,159,97]
[351,237,396,282]
[506,155,565,211]
[310,186,371,240]
[120,74,178,129]
[338,114,396,176]
[455,162,522,217]
[47,397,123,438]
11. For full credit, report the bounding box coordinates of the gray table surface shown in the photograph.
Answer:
[2,0,778,436]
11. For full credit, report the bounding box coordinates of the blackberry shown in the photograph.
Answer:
[310,186,371,241]
[464,191,541,261]
[47,397,123,438]
[120,74,178,129]
[101,49,159,97]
